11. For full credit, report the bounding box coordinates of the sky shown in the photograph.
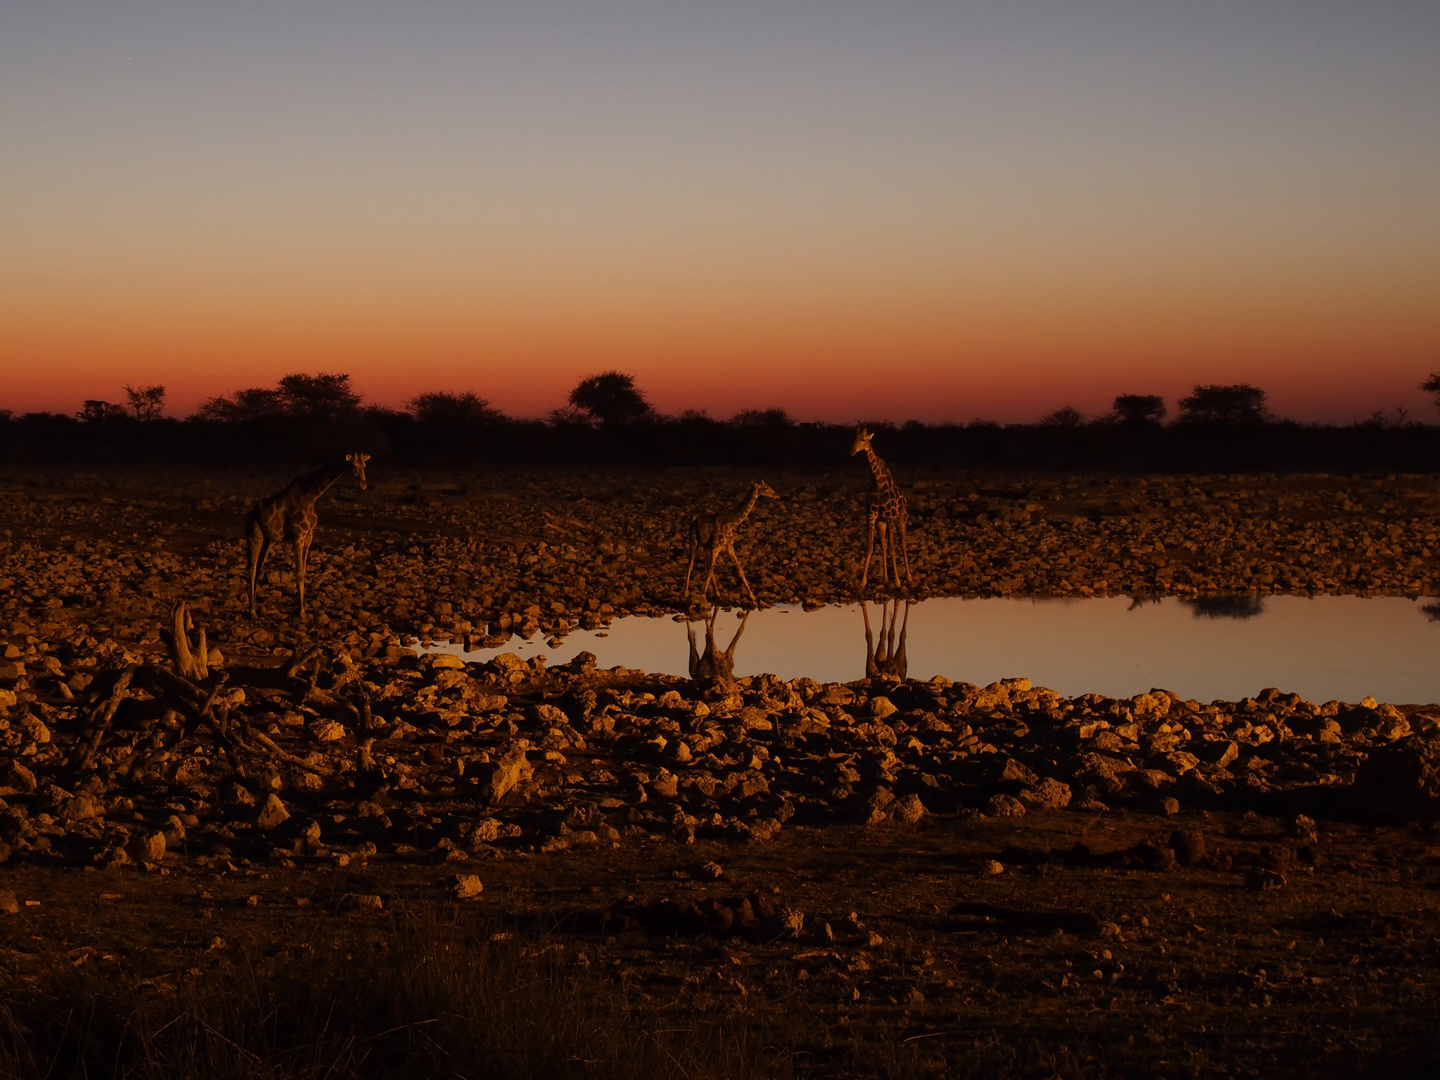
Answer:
[3,1,1439,424]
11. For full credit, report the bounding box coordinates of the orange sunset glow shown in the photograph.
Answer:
[4,1,1439,423]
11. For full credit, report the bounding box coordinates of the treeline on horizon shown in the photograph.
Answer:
[7,370,1440,473]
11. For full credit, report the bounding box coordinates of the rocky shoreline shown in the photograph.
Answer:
[3,465,1440,870]
[4,631,1438,874]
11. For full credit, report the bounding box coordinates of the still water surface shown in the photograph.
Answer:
[427,595,1440,705]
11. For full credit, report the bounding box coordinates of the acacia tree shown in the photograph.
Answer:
[407,391,502,425]
[196,373,361,422]
[77,400,128,422]
[567,371,653,427]
[1040,406,1085,428]
[732,408,793,427]
[1421,373,1440,412]
[1176,384,1270,425]
[1110,394,1166,425]
[124,384,166,420]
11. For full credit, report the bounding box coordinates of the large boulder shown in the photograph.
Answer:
[1355,735,1440,820]
[475,745,533,804]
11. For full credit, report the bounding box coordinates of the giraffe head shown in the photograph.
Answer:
[850,426,873,456]
[754,479,778,500]
[346,452,371,491]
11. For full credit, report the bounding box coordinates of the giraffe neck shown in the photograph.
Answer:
[863,447,893,490]
[725,487,762,527]
[291,459,351,503]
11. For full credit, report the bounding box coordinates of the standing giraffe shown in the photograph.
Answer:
[682,479,777,607]
[687,606,748,682]
[850,427,910,589]
[245,453,370,619]
[863,598,912,680]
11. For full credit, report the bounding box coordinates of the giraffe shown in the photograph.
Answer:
[850,426,911,589]
[687,605,748,682]
[682,479,777,607]
[862,598,912,680]
[245,453,370,619]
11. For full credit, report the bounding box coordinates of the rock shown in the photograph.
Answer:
[309,720,347,743]
[1200,740,1240,769]
[1168,829,1206,867]
[748,818,783,842]
[1017,778,1072,810]
[0,661,24,680]
[1288,814,1318,843]
[1246,869,1286,891]
[0,889,18,916]
[0,689,16,709]
[476,745,533,804]
[649,770,680,800]
[6,762,36,792]
[133,831,167,864]
[0,839,10,864]
[1354,735,1440,820]
[891,793,926,824]
[471,818,504,843]
[341,893,384,911]
[60,795,103,823]
[984,794,1026,818]
[452,873,484,900]
[428,653,466,670]
[979,859,1005,875]
[855,786,896,826]
[1159,797,1181,816]
[869,696,898,721]
[694,860,725,880]
[256,794,291,830]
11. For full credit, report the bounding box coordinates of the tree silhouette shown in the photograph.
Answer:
[77,400,128,423]
[407,391,502,425]
[196,373,360,422]
[1110,394,1166,425]
[1040,406,1085,428]
[124,384,166,420]
[1184,595,1265,620]
[1177,384,1270,425]
[732,408,792,427]
[567,371,653,427]
[1421,373,1440,412]
[275,372,361,418]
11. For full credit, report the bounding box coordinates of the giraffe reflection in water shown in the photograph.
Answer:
[687,606,748,683]
[863,598,913,679]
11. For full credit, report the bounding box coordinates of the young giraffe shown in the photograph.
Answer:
[682,479,778,607]
[863,598,912,680]
[245,453,370,619]
[850,426,911,589]
[687,606,748,683]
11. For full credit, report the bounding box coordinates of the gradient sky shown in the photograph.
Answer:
[3,1,1439,423]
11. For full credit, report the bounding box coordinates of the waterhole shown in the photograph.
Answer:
[425,595,1440,704]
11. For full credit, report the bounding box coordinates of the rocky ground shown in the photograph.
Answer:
[4,464,1440,1077]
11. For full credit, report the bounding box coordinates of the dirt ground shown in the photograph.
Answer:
[4,465,1440,1077]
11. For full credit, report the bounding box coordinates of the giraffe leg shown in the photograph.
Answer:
[683,539,698,599]
[898,516,912,585]
[246,524,270,618]
[294,536,310,620]
[860,515,877,590]
[728,545,757,607]
[703,548,721,601]
[876,522,891,587]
